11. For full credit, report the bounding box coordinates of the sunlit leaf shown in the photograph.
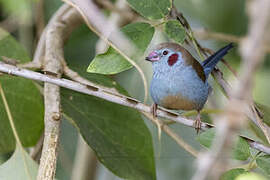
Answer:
[236,172,267,180]
[87,22,154,75]
[164,20,186,44]
[126,0,171,20]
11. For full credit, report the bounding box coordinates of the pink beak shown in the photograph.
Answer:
[145,51,160,62]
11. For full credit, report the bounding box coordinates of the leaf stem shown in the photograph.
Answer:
[0,83,33,180]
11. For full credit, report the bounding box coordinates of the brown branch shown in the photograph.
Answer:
[1,62,270,155]
[37,4,72,180]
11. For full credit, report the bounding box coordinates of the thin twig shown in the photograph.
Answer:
[194,28,270,53]
[143,112,198,157]
[194,29,242,43]
[0,62,269,155]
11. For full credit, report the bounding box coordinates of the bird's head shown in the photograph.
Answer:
[145,43,189,73]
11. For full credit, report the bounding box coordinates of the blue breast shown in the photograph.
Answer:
[150,66,209,111]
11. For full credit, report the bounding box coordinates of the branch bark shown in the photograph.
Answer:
[36,4,78,180]
[0,62,269,155]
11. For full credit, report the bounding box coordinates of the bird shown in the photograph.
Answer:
[145,42,233,133]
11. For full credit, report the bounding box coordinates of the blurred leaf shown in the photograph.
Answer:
[236,172,267,180]
[44,0,63,22]
[0,147,38,180]
[221,168,247,180]
[164,20,186,44]
[248,121,268,145]
[0,0,33,22]
[0,28,44,154]
[232,137,250,161]
[126,0,171,20]
[61,87,156,179]
[197,129,250,161]
[87,22,154,74]
[174,0,247,36]
[255,103,270,127]
[256,155,270,175]
[196,128,215,148]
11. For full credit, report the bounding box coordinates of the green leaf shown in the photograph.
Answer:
[256,155,270,175]
[255,103,270,127]
[248,121,268,145]
[61,87,156,179]
[196,128,215,148]
[0,28,44,154]
[236,172,267,180]
[221,168,247,180]
[164,20,186,44]
[87,22,154,75]
[126,0,171,20]
[232,137,250,161]
[66,25,156,179]
[0,147,38,179]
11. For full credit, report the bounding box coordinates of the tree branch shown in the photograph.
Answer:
[0,62,269,155]
[37,4,73,180]
[192,0,270,179]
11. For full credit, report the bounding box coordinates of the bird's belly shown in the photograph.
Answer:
[160,94,196,110]
[150,73,209,111]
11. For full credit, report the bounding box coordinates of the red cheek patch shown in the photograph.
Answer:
[168,53,179,66]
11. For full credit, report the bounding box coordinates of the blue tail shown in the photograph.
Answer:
[202,43,234,77]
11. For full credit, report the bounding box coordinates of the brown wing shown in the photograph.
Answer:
[156,42,206,82]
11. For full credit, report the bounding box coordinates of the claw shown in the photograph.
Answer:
[151,103,158,117]
[150,103,162,141]
[194,112,201,134]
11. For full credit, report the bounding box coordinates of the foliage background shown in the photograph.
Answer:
[0,0,269,179]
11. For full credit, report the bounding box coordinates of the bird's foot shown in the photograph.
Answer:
[150,103,162,140]
[150,103,158,118]
[194,113,201,134]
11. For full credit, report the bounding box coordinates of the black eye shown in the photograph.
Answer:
[163,50,168,55]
